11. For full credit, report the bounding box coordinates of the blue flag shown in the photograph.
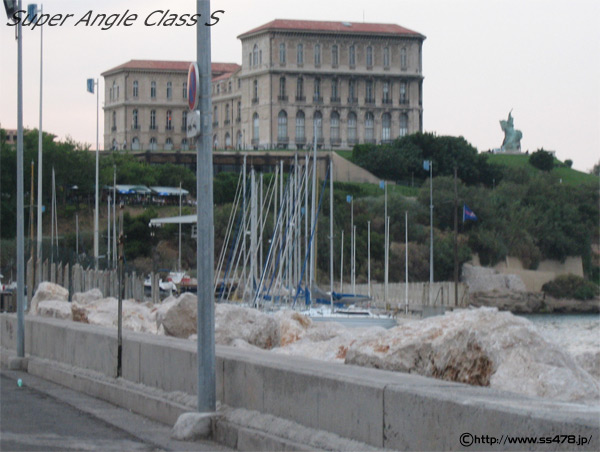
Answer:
[423,160,430,171]
[463,203,478,222]
[27,4,37,22]
[379,180,385,190]
[346,195,352,203]
[86,78,94,94]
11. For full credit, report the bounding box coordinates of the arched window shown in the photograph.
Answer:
[382,113,391,141]
[149,137,157,151]
[252,113,259,143]
[181,138,188,151]
[165,138,173,150]
[295,111,305,143]
[166,82,172,99]
[150,110,156,130]
[400,113,409,137]
[279,43,286,63]
[365,112,374,141]
[366,46,373,67]
[347,112,357,143]
[133,80,138,98]
[225,133,231,148]
[279,76,286,99]
[313,111,323,141]
[236,131,242,150]
[166,110,172,130]
[132,137,140,151]
[213,135,219,149]
[330,111,340,143]
[296,77,304,100]
[297,43,304,65]
[278,110,288,141]
[253,44,259,66]
[112,138,117,150]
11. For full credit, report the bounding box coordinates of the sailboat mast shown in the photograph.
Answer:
[329,156,334,308]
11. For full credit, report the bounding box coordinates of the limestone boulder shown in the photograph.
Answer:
[30,282,68,314]
[72,288,103,305]
[70,297,158,334]
[37,300,72,320]
[344,307,599,404]
[215,303,279,349]
[160,293,198,338]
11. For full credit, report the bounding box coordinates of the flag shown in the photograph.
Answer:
[346,195,352,203]
[423,160,431,171]
[379,180,385,190]
[463,203,478,222]
[27,4,37,22]
[86,79,95,94]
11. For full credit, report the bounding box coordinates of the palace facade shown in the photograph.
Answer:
[102,19,425,151]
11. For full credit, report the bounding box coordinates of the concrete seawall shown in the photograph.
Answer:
[1,313,598,450]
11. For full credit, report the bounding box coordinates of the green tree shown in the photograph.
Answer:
[528,149,554,171]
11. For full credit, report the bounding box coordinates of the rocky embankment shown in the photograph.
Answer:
[25,282,600,406]
[463,264,600,314]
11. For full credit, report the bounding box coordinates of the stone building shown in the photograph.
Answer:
[102,19,425,151]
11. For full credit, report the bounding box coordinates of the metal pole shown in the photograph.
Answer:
[384,181,388,307]
[94,79,99,269]
[16,0,25,357]
[75,213,79,258]
[351,198,354,295]
[329,156,333,308]
[339,229,344,293]
[113,165,117,268]
[429,161,433,303]
[367,220,370,298]
[453,166,458,307]
[405,211,408,314]
[178,181,182,272]
[196,0,215,413]
[107,196,111,268]
[36,3,43,287]
[117,203,124,377]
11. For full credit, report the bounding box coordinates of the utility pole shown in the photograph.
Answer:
[453,166,459,307]
[195,0,216,413]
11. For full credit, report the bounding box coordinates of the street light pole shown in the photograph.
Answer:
[196,0,215,413]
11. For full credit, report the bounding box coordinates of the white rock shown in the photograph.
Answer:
[215,303,280,349]
[72,288,103,305]
[161,293,198,338]
[71,297,158,334]
[171,412,213,441]
[37,300,72,320]
[344,308,599,404]
[30,282,68,314]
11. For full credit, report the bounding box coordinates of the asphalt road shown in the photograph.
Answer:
[0,370,230,452]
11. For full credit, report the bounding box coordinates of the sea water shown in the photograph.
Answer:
[519,313,600,357]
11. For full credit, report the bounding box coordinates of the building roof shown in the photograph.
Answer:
[238,19,425,40]
[101,60,241,79]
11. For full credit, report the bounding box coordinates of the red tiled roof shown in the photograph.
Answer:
[101,60,241,77]
[238,19,424,39]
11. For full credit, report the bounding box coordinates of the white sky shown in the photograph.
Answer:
[1,0,599,172]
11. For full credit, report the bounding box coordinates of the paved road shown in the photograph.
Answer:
[1,370,229,452]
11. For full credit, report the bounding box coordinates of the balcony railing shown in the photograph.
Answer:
[313,96,323,104]
[277,95,288,102]
[251,97,259,105]
[131,124,139,130]
[347,97,358,104]
[224,119,231,125]
[330,97,341,104]
[364,97,375,105]
[295,95,306,102]
[330,138,341,146]
[212,121,219,128]
[295,137,306,145]
[400,97,409,105]
[382,98,393,105]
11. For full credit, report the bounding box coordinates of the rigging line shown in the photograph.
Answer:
[293,162,330,308]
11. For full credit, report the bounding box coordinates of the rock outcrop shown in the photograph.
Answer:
[29,282,68,314]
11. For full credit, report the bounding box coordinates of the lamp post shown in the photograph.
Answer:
[4,0,25,358]
[86,78,99,270]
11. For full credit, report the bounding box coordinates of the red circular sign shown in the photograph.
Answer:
[187,63,200,111]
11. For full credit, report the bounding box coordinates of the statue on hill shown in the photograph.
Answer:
[500,110,522,152]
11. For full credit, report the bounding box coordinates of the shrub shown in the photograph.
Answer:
[541,274,599,300]
[528,149,554,172]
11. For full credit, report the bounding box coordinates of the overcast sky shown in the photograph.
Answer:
[1,0,598,172]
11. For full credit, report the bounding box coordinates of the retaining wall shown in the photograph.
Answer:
[1,313,598,451]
